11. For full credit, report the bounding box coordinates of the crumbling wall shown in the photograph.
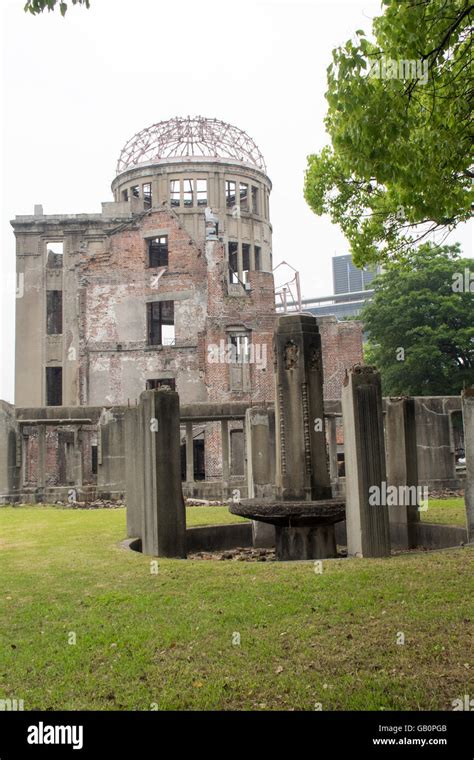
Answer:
[81,209,208,406]
[317,316,364,400]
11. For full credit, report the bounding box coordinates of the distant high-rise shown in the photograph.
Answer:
[332,254,379,296]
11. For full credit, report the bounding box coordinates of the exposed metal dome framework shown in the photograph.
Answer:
[117,116,267,174]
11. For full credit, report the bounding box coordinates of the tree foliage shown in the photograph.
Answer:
[361,244,474,395]
[24,0,90,16]
[304,0,473,267]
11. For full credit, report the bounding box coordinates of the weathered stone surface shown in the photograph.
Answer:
[230,498,345,527]
[274,314,331,501]
[0,401,19,504]
[341,365,391,558]
[462,388,474,542]
[275,524,337,561]
[385,397,420,549]
[137,390,186,558]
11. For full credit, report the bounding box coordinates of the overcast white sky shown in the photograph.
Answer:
[0,0,471,403]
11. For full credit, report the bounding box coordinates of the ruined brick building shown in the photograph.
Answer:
[7,116,363,498]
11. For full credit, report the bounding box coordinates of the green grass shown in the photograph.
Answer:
[185,505,247,527]
[0,506,472,711]
[421,498,466,527]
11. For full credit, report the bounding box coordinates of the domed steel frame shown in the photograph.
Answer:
[116,116,267,174]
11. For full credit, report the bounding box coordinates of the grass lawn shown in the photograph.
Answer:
[185,505,246,527]
[0,506,472,711]
[421,498,466,527]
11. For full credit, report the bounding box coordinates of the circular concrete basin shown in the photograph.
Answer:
[229,498,345,527]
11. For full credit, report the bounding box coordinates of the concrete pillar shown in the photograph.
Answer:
[0,401,19,504]
[221,419,230,493]
[341,365,391,557]
[73,428,83,490]
[140,390,186,558]
[326,415,338,484]
[385,397,420,549]
[97,409,125,498]
[37,426,46,491]
[245,406,276,547]
[462,389,474,543]
[124,407,143,539]
[274,314,331,501]
[185,421,194,485]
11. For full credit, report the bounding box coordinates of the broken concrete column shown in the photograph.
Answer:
[140,390,186,558]
[341,365,391,557]
[124,406,143,539]
[385,397,420,549]
[0,401,19,504]
[221,419,230,496]
[97,408,126,499]
[462,389,474,543]
[185,421,194,486]
[274,314,331,501]
[245,406,276,548]
[326,414,338,485]
[37,426,46,494]
[73,428,83,490]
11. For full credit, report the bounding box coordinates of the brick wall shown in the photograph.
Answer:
[316,316,364,400]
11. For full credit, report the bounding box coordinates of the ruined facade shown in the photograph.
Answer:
[7,116,364,500]
[13,117,275,410]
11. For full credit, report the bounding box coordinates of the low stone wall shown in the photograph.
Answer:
[335,520,468,551]
[121,523,253,555]
[186,523,252,553]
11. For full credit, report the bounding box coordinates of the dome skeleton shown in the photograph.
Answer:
[117,116,267,174]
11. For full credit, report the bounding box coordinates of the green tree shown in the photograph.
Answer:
[304,0,473,267]
[361,244,474,395]
[24,0,90,16]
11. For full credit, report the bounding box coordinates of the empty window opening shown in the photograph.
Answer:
[122,189,129,202]
[91,444,98,475]
[242,243,251,282]
[46,241,64,269]
[147,301,175,346]
[46,367,62,406]
[183,179,194,207]
[181,438,205,481]
[230,334,250,363]
[228,241,239,284]
[196,179,207,206]
[228,331,251,391]
[240,183,249,211]
[146,378,176,391]
[170,180,180,207]
[143,183,152,209]
[255,245,261,271]
[131,185,140,198]
[148,235,168,268]
[46,290,63,335]
[251,186,259,214]
[226,180,236,208]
